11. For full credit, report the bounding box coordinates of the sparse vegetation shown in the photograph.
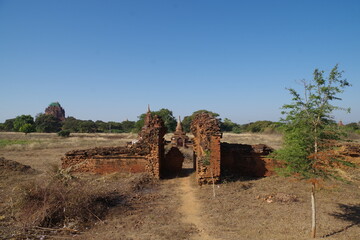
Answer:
[0,139,35,148]
[58,130,71,137]
[16,174,112,230]
[273,64,353,238]
[0,130,358,239]
[275,65,351,177]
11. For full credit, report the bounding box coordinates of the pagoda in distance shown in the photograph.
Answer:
[171,116,190,148]
[45,102,65,121]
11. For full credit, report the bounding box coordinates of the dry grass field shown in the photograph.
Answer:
[0,132,359,240]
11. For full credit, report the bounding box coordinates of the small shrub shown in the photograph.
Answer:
[58,130,70,137]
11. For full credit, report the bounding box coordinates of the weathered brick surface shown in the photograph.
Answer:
[61,109,166,178]
[171,116,190,148]
[191,113,222,184]
[221,143,274,177]
[61,108,275,182]
[162,147,184,177]
[61,147,148,174]
[138,109,167,178]
[45,102,65,121]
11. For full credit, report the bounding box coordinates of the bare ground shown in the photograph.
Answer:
[0,132,359,239]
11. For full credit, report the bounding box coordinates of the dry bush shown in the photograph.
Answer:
[130,173,157,191]
[15,168,120,231]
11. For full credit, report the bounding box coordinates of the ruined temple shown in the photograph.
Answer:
[171,116,190,148]
[61,107,274,184]
[45,102,65,121]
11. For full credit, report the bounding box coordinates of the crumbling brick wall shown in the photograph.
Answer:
[162,147,184,177]
[221,143,274,177]
[138,113,167,178]
[191,113,222,184]
[62,111,167,178]
[62,147,148,174]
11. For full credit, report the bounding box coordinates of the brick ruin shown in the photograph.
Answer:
[171,116,190,148]
[221,143,274,177]
[62,146,148,174]
[62,108,167,178]
[190,113,274,184]
[191,113,222,184]
[45,102,66,121]
[61,109,274,184]
[162,147,185,177]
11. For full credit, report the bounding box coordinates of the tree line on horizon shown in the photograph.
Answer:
[0,109,287,135]
[0,109,359,136]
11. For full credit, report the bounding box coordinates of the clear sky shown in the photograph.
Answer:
[1,0,359,124]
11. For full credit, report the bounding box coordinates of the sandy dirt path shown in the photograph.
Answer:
[179,175,218,240]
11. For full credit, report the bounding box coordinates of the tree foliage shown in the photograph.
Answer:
[134,108,177,133]
[3,118,15,131]
[242,120,282,133]
[220,118,242,133]
[35,114,62,133]
[61,117,136,133]
[79,120,97,133]
[19,123,35,134]
[13,115,34,132]
[58,130,71,137]
[62,117,80,132]
[274,64,351,178]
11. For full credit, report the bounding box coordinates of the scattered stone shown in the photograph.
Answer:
[259,193,299,203]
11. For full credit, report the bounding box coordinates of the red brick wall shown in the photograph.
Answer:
[221,143,274,177]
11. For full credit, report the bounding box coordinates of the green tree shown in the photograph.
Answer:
[58,130,71,137]
[121,120,136,133]
[19,123,35,135]
[35,114,62,133]
[156,109,177,132]
[95,120,108,132]
[3,118,15,131]
[220,118,242,133]
[134,108,176,133]
[62,117,81,132]
[79,120,97,133]
[13,115,34,132]
[344,122,360,134]
[107,121,123,133]
[242,120,282,133]
[274,64,351,238]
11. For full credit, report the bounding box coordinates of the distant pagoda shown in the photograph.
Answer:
[171,116,189,147]
[45,102,65,121]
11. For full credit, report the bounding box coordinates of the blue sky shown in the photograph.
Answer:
[1,0,359,124]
